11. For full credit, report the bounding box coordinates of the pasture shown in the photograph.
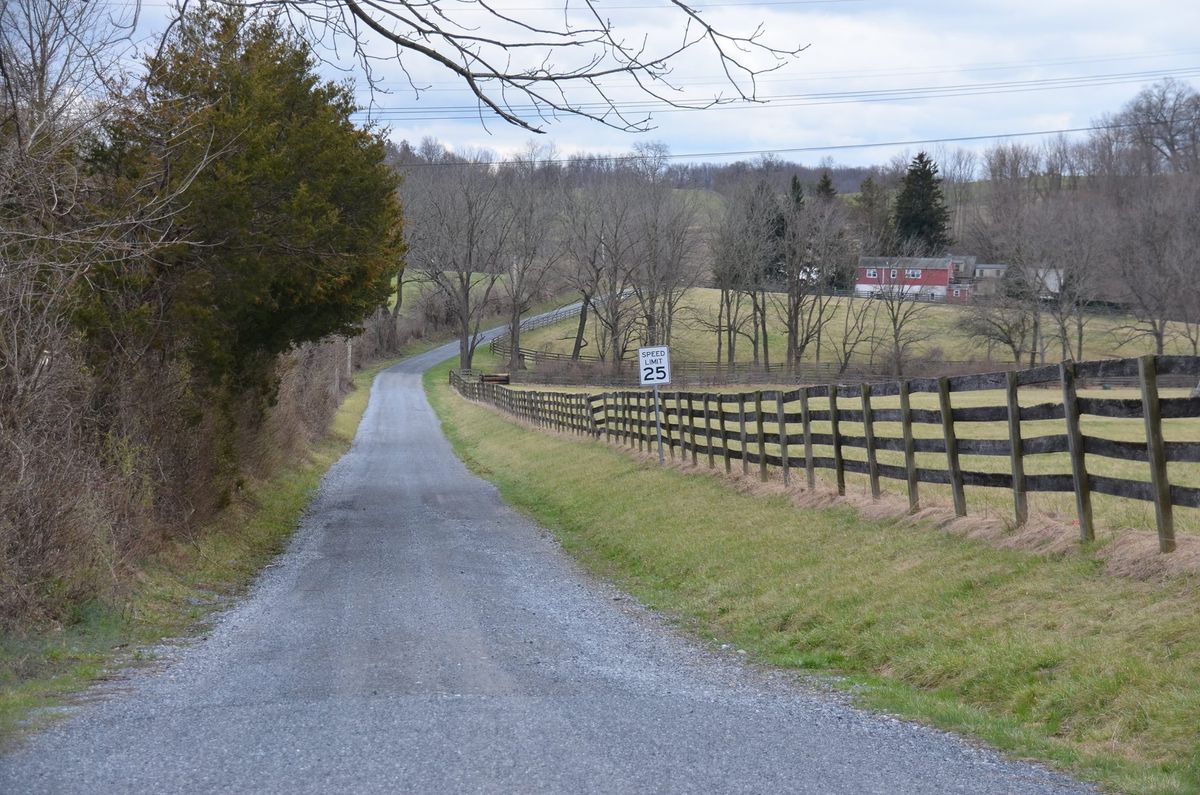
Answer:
[518,287,1197,366]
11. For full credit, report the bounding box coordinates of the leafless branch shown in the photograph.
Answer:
[184,0,805,132]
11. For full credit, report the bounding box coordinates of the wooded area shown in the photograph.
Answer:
[0,2,404,627]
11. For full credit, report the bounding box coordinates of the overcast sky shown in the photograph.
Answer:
[131,0,1200,169]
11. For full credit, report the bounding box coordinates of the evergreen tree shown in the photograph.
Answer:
[893,151,951,253]
[82,8,402,392]
[789,174,805,210]
[815,169,837,200]
[851,175,894,255]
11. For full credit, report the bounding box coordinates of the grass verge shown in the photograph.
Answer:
[0,356,402,745]
[425,355,1200,795]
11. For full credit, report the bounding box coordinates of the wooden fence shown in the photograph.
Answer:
[450,355,1200,554]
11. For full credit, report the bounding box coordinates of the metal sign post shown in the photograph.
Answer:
[638,346,672,465]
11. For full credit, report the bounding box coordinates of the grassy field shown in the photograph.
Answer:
[428,357,1200,795]
[519,287,1195,366]
[0,355,402,745]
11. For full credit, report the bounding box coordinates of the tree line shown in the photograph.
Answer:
[397,77,1200,380]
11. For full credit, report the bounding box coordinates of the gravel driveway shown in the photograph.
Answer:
[1,333,1094,794]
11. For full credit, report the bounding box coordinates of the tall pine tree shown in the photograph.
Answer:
[893,152,951,254]
[851,176,894,255]
[814,169,836,200]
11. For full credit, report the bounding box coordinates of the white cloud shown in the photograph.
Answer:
[129,0,1200,168]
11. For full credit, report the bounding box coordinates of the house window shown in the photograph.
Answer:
[905,268,922,279]
[890,269,898,279]
[865,268,878,278]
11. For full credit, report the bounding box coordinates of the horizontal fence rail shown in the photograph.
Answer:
[450,355,1200,554]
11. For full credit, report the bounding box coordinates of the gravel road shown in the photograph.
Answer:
[1,332,1094,794]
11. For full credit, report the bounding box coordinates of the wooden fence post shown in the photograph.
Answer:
[777,397,790,487]
[937,377,967,517]
[638,392,646,453]
[688,395,699,466]
[738,393,749,477]
[755,391,768,482]
[899,379,919,513]
[829,385,845,496]
[1060,360,1094,542]
[670,391,681,460]
[800,388,815,489]
[628,392,636,448]
[622,392,631,446]
[704,395,716,469]
[1139,355,1175,553]
[720,398,732,474]
[1005,371,1028,527]
[674,390,684,461]
[862,383,881,499]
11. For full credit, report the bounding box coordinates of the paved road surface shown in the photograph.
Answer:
[1,335,1093,794]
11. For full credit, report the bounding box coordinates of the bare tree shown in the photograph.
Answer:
[498,144,564,370]
[1112,176,1192,355]
[169,0,803,133]
[707,180,775,368]
[567,172,642,372]
[830,296,879,376]
[1033,193,1109,360]
[871,284,933,376]
[865,242,936,376]
[776,186,848,368]
[403,151,513,369]
[628,144,699,348]
[967,142,1050,365]
[1116,78,1200,175]
[956,296,1036,364]
[0,0,210,621]
[932,145,978,241]
[0,0,187,421]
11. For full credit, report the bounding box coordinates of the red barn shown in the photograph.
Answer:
[854,256,976,301]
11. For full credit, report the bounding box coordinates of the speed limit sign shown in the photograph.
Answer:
[638,347,671,386]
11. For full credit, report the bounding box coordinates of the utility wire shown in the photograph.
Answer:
[357,48,1200,92]
[391,116,1200,166]
[354,66,1200,120]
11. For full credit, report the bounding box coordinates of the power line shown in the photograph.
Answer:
[355,66,1200,120]
[354,47,1200,93]
[391,117,1199,166]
